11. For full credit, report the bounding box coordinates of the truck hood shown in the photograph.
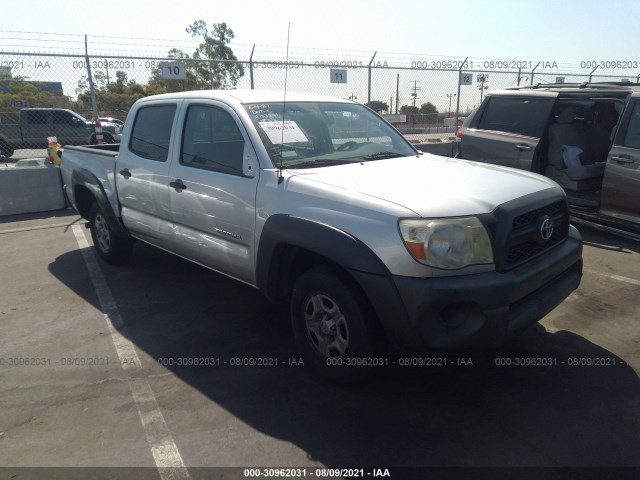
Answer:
[288,154,559,217]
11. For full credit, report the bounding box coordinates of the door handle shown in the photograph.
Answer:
[119,168,131,178]
[516,144,532,151]
[611,155,633,164]
[170,179,187,191]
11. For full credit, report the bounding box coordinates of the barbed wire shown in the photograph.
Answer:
[1,30,637,75]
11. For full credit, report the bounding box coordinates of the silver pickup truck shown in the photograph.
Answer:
[60,90,583,381]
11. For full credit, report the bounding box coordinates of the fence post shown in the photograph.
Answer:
[367,51,377,104]
[249,44,255,90]
[530,62,540,86]
[84,35,98,120]
[453,57,468,134]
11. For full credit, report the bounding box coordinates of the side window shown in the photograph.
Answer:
[477,97,551,137]
[52,110,73,125]
[181,105,245,176]
[129,104,176,161]
[622,102,640,149]
[24,110,47,125]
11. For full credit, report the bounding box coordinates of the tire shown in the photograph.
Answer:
[89,203,133,264]
[0,139,14,159]
[290,266,386,383]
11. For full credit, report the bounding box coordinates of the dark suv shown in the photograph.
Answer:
[459,83,640,240]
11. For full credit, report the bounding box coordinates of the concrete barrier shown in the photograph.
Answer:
[0,159,66,217]
[415,141,458,157]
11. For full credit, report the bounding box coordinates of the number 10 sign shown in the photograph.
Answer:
[160,61,187,80]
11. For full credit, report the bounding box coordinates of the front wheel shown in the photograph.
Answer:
[89,203,132,264]
[290,266,386,383]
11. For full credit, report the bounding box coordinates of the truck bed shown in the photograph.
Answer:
[60,144,120,216]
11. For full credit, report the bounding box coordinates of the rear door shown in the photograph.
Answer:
[461,93,557,171]
[167,100,260,285]
[21,110,50,148]
[117,101,180,249]
[600,93,640,224]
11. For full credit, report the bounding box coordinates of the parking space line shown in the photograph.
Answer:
[72,225,191,480]
[586,269,640,287]
[0,221,81,235]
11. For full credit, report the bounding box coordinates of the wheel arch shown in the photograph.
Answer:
[256,215,390,302]
[71,168,130,239]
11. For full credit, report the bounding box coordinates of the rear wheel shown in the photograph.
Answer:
[0,139,14,159]
[89,203,132,264]
[290,266,385,383]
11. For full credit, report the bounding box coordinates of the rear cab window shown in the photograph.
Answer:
[129,104,177,161]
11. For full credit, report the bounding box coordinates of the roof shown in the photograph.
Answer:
[136,89,355,105]
[502,81,640,93]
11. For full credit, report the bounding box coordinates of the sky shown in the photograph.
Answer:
[2,0,640,114]
[3,0,640,70]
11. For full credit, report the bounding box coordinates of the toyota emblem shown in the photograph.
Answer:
[539,216,554,242]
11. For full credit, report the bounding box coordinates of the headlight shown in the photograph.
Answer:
[399,217,493,269]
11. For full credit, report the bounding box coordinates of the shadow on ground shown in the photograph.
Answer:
[48,237,640,470]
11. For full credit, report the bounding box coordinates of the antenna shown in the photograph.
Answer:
[278,23,290,184]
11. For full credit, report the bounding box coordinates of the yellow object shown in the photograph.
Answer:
[47,136,62,165]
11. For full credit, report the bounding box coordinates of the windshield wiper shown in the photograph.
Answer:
[286,158,357,169]
[361,151,407,161]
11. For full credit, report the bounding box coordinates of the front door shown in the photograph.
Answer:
[168,101,259,285]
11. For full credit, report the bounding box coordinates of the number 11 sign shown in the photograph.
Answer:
[330,69,348,83]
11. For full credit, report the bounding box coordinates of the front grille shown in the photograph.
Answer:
[511,201,565,231]
[504,200,569,270]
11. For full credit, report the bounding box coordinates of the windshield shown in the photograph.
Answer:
[243,101,416,168]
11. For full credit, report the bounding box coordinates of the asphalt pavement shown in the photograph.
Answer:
[0,209,639,480]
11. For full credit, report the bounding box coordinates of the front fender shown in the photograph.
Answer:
[256,214,390,298]
[255,214,415,345]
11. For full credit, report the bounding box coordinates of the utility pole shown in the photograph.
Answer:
[411,80,421,108]
[477,74,488,103]
[447,93,457,117]
[395,73,400,114]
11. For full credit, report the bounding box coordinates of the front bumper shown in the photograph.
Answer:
[354,226,582,350]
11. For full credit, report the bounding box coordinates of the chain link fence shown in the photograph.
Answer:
[1,45,636,160]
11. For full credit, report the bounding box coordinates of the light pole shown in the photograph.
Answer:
[447,93,457,117]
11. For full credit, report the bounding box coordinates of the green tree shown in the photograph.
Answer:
[186,20,245,89]
[365,100,389,113]
[400,105,419,114]
[419,102,438,115]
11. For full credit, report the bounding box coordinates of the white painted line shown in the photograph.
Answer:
[0,221,81,235]
[72,225,191,480]
[585,269,640,287]
[72,225,141,370]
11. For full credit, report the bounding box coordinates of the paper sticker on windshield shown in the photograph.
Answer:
[259,121,309,144]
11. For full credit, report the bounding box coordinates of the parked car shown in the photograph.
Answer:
[97,117,125,127]
[0,108,115,158]
[60,90,582,382]
[91,118,123,143]
[459,82,640,240]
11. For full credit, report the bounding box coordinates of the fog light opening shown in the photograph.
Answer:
[439,302,486,335]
